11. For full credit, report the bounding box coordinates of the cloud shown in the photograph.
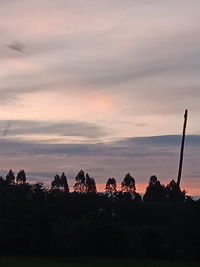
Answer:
[0,120,105,139]
[116,135,200,147]
[0,0,200,114]
[0,134,199,195]
[7,41,25,53]
[0,134,199,159]
[0,0,200,194]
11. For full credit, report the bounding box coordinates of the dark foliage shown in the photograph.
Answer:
[85,173,97,193]
[16,170,26,184]
[105,177,117,193]
[0,170,199,260]
[51,173,69,192]
[73,169,86,193]
[6,169,15,184]
[165,179,186,202]
[60,172,70,193]
[51,174,61,189]
[121,172,136,193]
[143,175,165,202]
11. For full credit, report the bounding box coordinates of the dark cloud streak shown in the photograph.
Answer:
[0,120,105,139]
[7,41,25,53]
[0,134,199,157]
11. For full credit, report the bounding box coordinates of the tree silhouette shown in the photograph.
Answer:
[105,178,117,193]
[51,174,61,190]
[16,170,26,184]
[6,169,15,184]
[143,175,165,202]
[165,179,186,202]
[73,169,86,193]
[60,172,69,192]
[51,173,69,192]
[121,173,136,193]
[0,167,198,259]
[85,173,97,193]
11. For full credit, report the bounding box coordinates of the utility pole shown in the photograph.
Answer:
[177,109,188,187]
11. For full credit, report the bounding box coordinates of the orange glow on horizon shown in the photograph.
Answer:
[96,182,150,195]
[27,179,200,198]
[96,182,200,197]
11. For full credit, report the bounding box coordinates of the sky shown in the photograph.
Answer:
[0,0,200,195]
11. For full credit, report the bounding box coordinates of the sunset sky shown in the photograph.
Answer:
[0,0,200,195]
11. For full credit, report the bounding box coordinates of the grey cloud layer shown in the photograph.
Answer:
[116,135,200,147]
[0,120,104,138]
[0,135,199,187]
[0,134,199,156]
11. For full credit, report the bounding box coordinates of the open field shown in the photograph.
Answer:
[0,258,199,267]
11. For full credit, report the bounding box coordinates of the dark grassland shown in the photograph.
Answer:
[0,258,199,267]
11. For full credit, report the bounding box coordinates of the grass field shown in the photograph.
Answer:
[0,258,199,267]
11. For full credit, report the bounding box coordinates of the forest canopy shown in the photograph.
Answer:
[0,169,199,260]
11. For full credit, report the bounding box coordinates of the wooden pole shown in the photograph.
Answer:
[177,109,188,187]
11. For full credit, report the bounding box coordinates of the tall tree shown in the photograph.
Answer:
[73,169,86,193]
[143,175,165,202]
[60,172,69,193]
[6,169,15,184]
[16,170,26,184]
[105,178,117,193]
[121,173,136,193]
[51,174,61,190]
[85,173,97,193]
[165,179,186,202]
[51,173,69,192]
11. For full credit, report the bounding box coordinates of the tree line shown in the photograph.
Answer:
[0,168,199,260]
[1,169,186,202]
